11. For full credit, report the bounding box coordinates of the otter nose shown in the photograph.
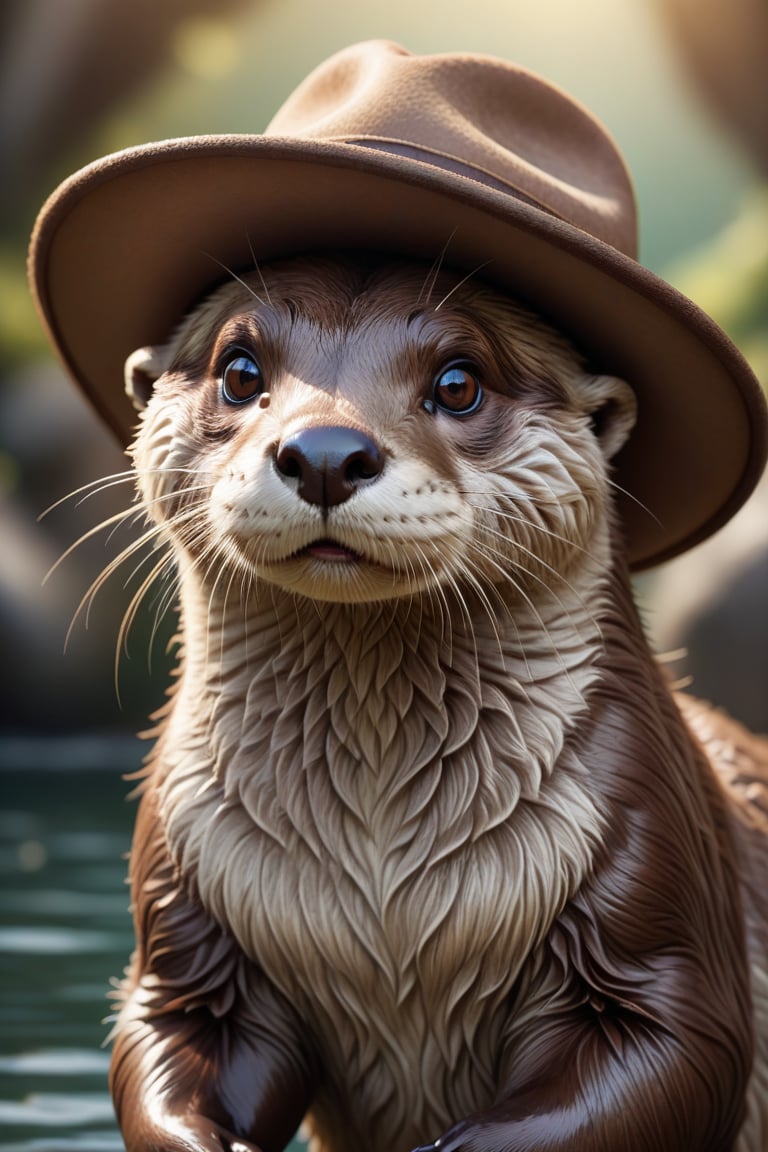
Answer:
[275,425,384,508]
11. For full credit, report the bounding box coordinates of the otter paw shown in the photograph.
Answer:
[122,1113,263,1152]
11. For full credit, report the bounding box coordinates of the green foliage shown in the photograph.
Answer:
[666,188,768,389]
[0,246,47,369]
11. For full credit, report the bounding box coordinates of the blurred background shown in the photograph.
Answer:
[0,0,766,1148]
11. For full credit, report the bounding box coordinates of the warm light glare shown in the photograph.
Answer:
[173,18,240,80]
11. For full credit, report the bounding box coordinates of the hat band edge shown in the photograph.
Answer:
[343,137,565,221]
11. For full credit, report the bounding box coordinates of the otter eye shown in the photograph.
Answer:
[220,349,263,404]
[433,364,483,415]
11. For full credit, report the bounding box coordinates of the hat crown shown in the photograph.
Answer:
[267,40,638,257]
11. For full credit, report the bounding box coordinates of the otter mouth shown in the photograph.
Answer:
[292,538,363,564]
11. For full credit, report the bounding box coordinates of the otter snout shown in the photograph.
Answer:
[275,425,385,509]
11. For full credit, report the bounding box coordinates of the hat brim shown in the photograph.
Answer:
[28,135,767,570]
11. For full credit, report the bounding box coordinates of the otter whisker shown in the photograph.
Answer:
[117,549,176,660]
[469,540,560,639]
[381,538,428,645]
[43,505,152,586]
[467,539,592,689]
[213,544,248,673]
[605,476,663,527]
[463,494,590,556]
[430,569,456,659]
[64,503,210,670]
[202,250,269,308]
[394,540,433,646]
[449,554,505,665]
[63,520,172,648]
[38,470,138,521]
[147,567,181,666]
[412,541,455,656]
[240,563,263,670]
[189,535,255,677]
[417,229,458,308]
[89,534,168,635]
[38,465,204,520]
[472,521,604,646]
[247,234,273,306]
[44,483,210,589]
[446,560,481,663]
[466,552,547,685]
[100,485,210,554]
[114,551,181,702]
[473,521,595,620]
[433,260,494,312]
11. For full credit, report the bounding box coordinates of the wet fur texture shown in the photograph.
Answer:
[106,256,768,1151]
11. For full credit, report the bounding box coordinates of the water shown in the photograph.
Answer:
[0,745,304,1151]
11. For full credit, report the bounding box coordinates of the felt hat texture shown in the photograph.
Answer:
[28,39,767,569]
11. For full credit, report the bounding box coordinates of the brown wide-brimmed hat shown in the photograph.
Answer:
[28,39,766,570]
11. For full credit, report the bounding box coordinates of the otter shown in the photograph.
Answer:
[104,254,768,1152]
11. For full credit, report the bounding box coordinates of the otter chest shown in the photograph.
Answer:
[159,609,604,1141]
[162,732,602,1144]
[185,790,568,1142]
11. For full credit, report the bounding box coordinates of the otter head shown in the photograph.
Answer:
[125,255,635,609]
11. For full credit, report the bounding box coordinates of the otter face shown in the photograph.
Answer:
[127,256,635,606]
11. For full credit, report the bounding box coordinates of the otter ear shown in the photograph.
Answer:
[124,345,169,412]
[584,374,637,461]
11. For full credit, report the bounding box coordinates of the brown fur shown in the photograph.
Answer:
[105,255,767,1151]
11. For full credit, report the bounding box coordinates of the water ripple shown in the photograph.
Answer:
[1,1136,124,1152]
[0,1092,114,1126]
[0,1049,111,1076]
[0,927,116,955]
